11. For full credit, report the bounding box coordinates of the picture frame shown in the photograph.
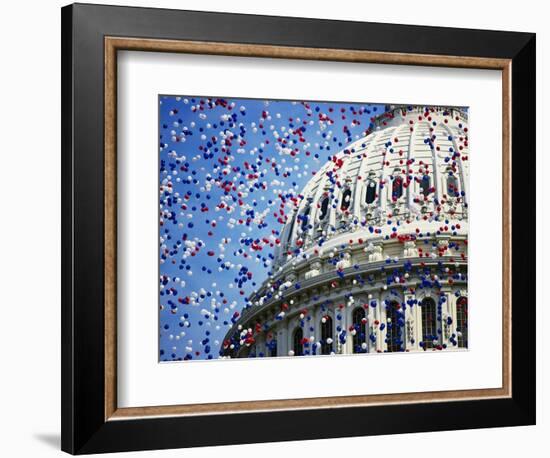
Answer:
[61,3,536,454]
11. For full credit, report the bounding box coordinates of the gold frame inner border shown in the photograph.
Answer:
[104,36,512,421]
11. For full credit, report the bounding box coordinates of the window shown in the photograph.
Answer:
[341,188,352,211]
[365,180,377,204]
[392,176,403,200]
[457,297,468,348]
[420,175,431,197]
[421,297,438,349]
[352,307,367,353]
[319,196,329,220]
[300,206,310,231]
[386,301,403,352]
[293,327,304,356]
[321,316,333,355]
[447,174,459,197]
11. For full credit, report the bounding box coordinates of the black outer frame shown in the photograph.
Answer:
[61,2,536,454]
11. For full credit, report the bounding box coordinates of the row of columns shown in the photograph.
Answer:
[247,287,466,357]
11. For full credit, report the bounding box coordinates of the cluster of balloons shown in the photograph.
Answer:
[158,96,468,361]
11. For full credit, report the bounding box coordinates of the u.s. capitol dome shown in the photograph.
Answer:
[222,105,469,358]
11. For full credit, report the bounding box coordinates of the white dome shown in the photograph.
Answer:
[273,105,469,264]
[222,105,469,358]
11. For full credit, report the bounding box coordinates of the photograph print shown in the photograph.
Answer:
[159,96,469,362]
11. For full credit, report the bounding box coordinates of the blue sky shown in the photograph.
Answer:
[159,95,386,361]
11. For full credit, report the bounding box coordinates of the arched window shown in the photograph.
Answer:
[392,176,403,201]
[269,339,277,357]
[292,327,304,356]
[456,297,468,348]
[420,175,431,197]
[300,206,310,232]
[447,174,459,197]
[421,297,438,349]
[365,180,377,204]
[319,196,329,220]
[285,213,296,247]
[352,307,367,353]
[340,189,352,211]
[321,316,333,355]
[386,301,403,352]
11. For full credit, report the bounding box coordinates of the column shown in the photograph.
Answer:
[414,294,423,351]
[404,289,420,351]
[440,288,453,349]
[304,306,315,356]
[344,300,354,355]
[447,290,458,349]
[277,323,288,357]
[431,126,443,204]
[367,293,376,353]
[313,306,322,356]
[375,291,385,352]
[255,333,264,357]
[339,302,350,355]
[406,122,417,213]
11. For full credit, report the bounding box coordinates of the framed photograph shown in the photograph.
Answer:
[61,3,536,454]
